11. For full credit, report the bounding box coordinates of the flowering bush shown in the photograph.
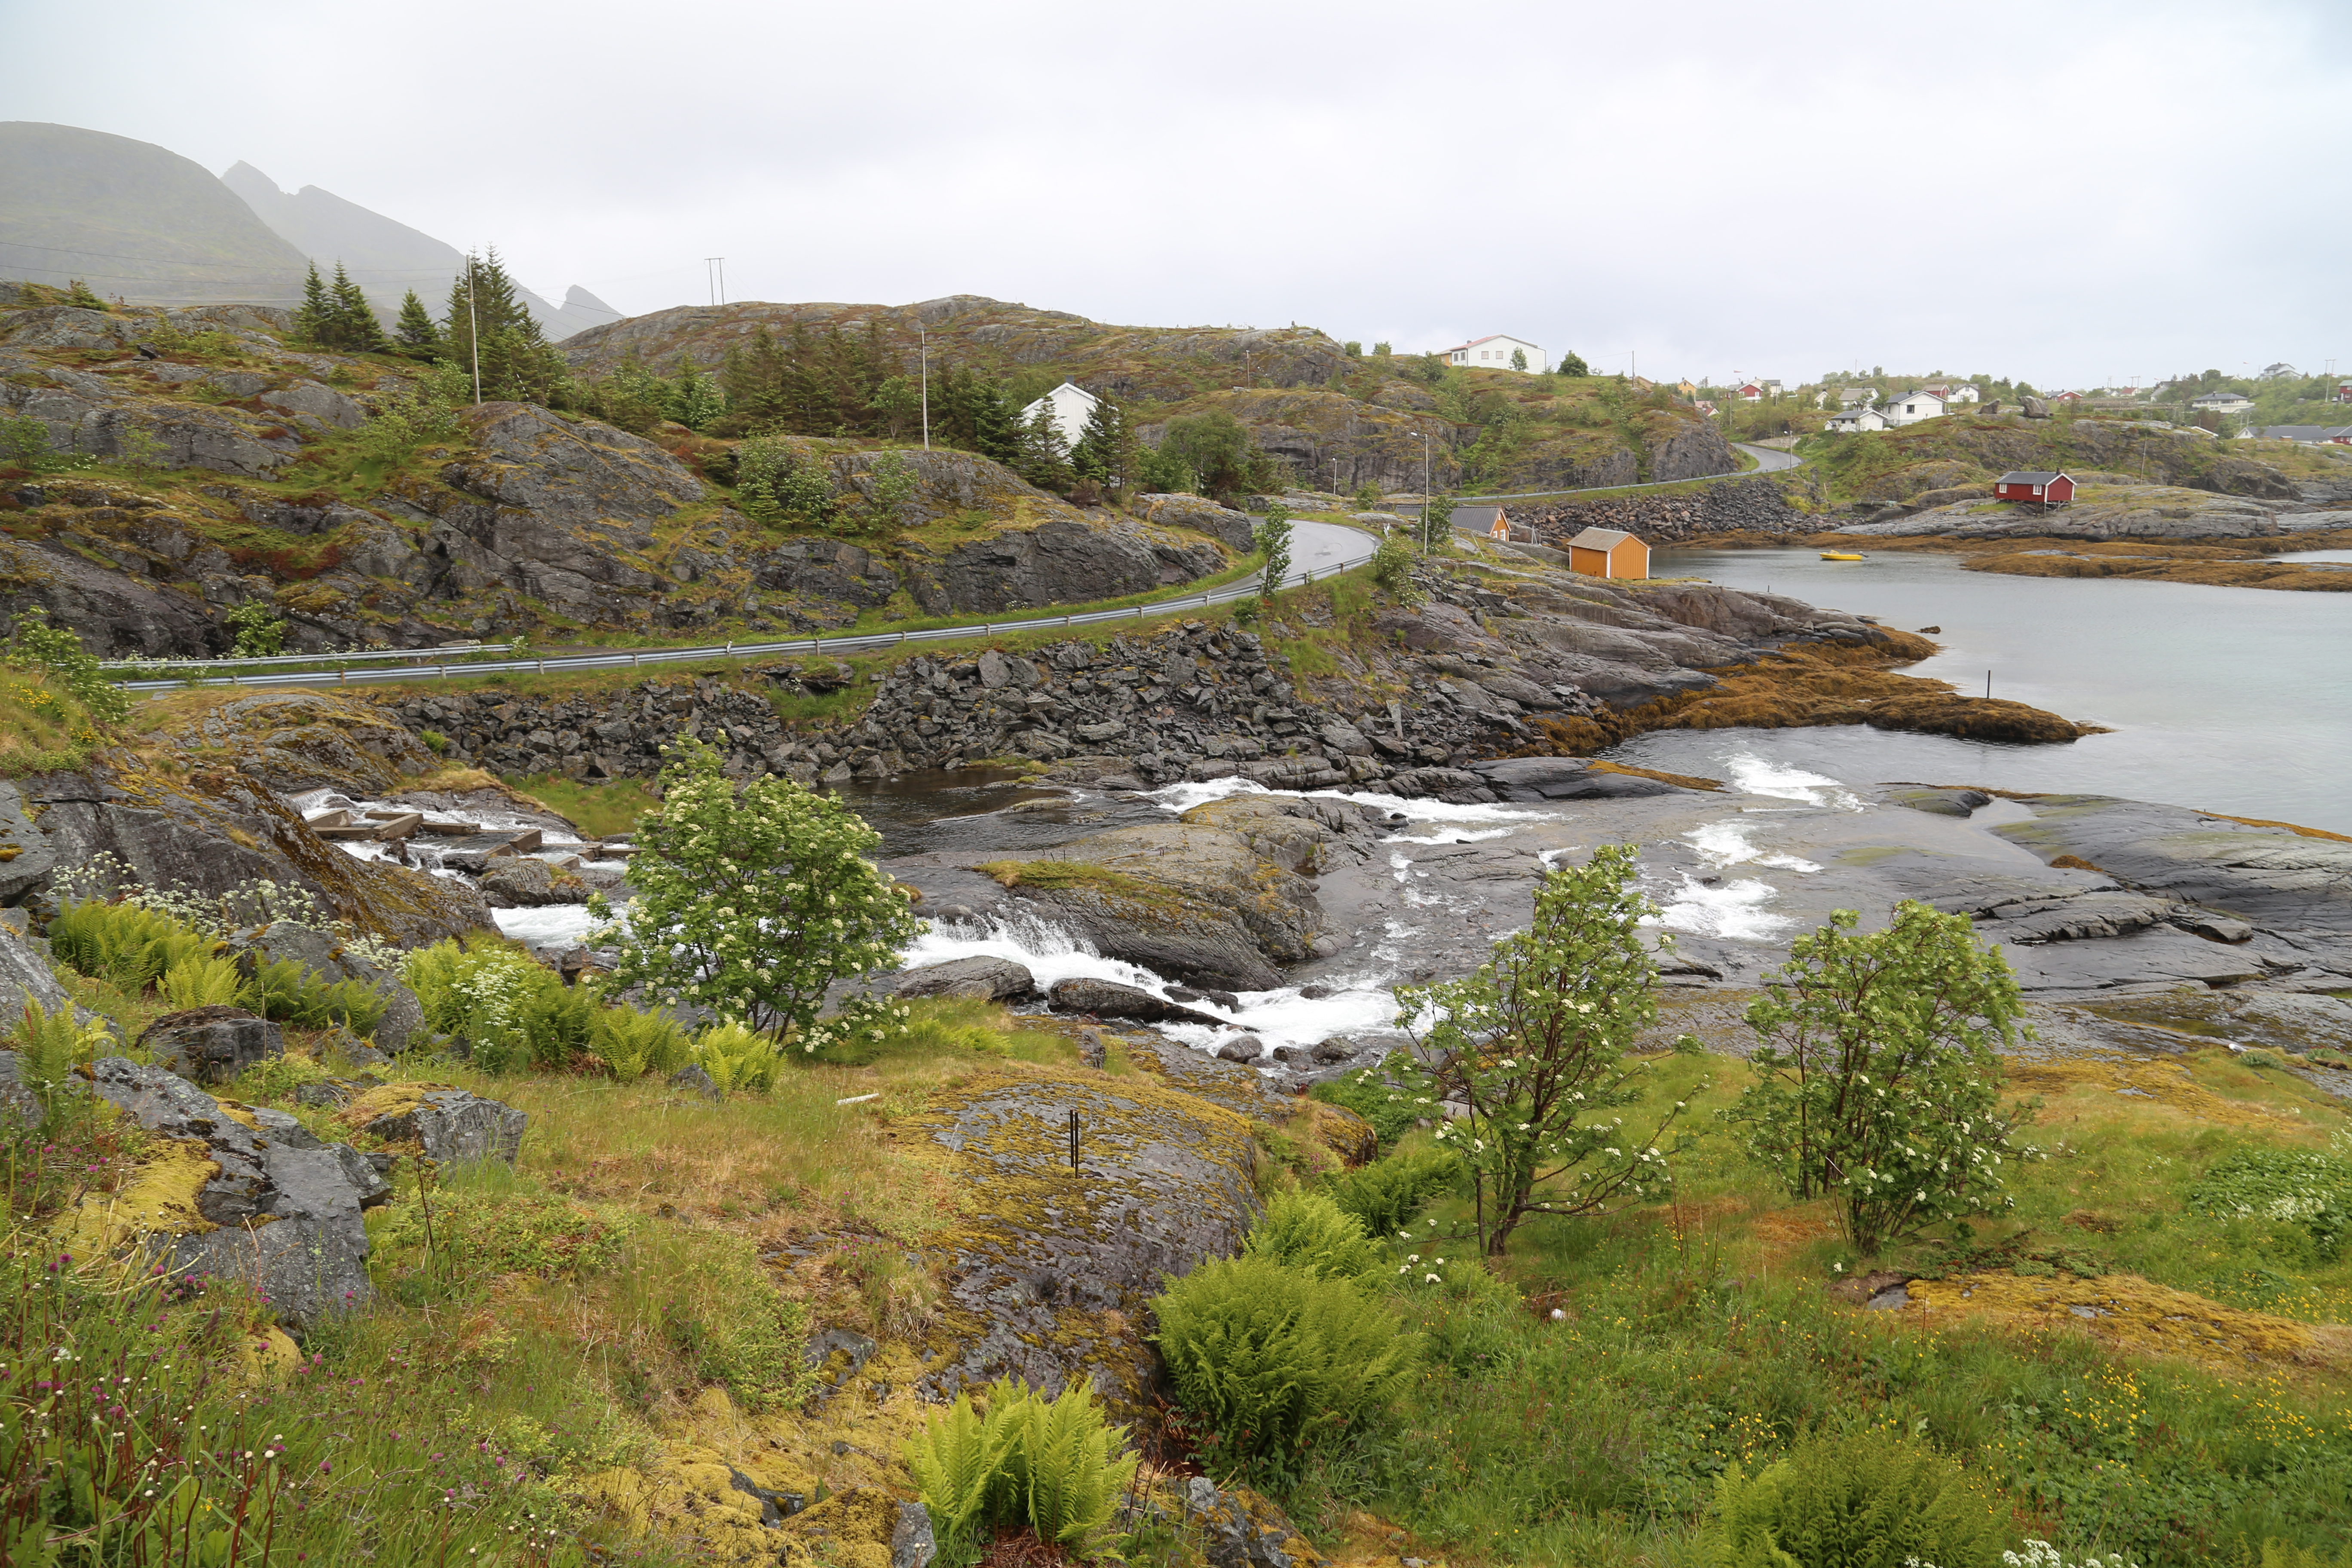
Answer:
[1393,843,1700,1256]
[592,738,921,1044]
[1721,902,2039,1255]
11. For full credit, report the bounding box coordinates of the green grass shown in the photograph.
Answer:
[1262,1043,2352,1568]
[502,772,659,839]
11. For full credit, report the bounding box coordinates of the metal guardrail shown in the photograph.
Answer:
[101,642,520,675]
[115,540,1383,693]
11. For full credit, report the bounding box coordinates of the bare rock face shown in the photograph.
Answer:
[137,1006,284,1085]
[902,1063,1259,1412]
[1847,486,2285,542]
[1129,493,1257,551]
[900,517,1223,616]
[21,764,492,948]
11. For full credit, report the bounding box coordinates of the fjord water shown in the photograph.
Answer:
[1622,548,2352,834]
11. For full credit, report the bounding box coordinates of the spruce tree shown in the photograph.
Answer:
[393,290,441,357]
[440,248,567,407]
[1017,401,1072,492]
[294,262,331,344]
[1071,393,1137,492]
[327,262,384,352]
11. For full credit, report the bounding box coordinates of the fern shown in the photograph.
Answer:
[906,1377,1135,1559]
[160,956,243,1009]
[693,1020,783,1093]
[1243,1190,1387,1280]
[587,1004,692,1080]
[1324,1147,1458,1238]
[1151,1254,1419,1485]
[10,1001,111,1121]
[1706,1432,2006,1568]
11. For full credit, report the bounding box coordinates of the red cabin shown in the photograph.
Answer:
[1994,469,2074,509]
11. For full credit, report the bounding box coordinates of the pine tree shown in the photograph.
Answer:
[294,262,331,344]
[393,290,441,357]
[326,262,385,352]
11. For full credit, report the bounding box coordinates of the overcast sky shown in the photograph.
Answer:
[12,0,2348,389]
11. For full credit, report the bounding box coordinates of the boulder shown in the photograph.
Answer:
[82,1057,382,1329]
[478,856,588,907]
[259,380,366,429]
[0,781,59,900]
[136,1006,284,1086]
[1167,985,1243,1011]
[904,1063,1260,1411]
[1472,756,1688,801]
[346,1084,526,1164]
[668,1063,723,1100]
[1048,977,1225,1026]
[894,956,1035,1001]
[1215,1034,1266,1063]
[1887,786,1993,818]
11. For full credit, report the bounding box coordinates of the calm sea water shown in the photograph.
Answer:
[1608,549,2352,834]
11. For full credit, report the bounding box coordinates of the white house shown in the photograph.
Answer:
[1443,334,1545,373]
[1946,383,1981,404]
[2189,390,2255,420]
[1825,407,1891,434]
[2259,362,2299,380]
[1018,381,1100,448]
[1882,390,1947,426]
[1831,386,1880,409]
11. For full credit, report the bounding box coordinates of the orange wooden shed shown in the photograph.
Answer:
[1567,527,1650,579]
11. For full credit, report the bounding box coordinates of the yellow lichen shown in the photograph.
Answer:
[55,1137,218,1256]
[1905,1270,2352,1374]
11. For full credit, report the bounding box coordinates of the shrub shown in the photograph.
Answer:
[1707,1430,2006,1568]
[905,1376,1137,1560]
[1721,903,2038,1254]
[734,437,835,527]
[1371,530,1422,605]
[1395,843,1700,1256]
[224,603,286,658]
[1151,1253,1419,1485]
[1323,1147,1457,1239]
[594,737,920,1044]
[586,1003,693,1080]
[402,940,592,1073]
[1243,1190,1385,1281]
[420,728,450,753]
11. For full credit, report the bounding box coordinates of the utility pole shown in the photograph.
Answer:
[705,257,726,307]
[466,252,481,406]
[919,326,930,450]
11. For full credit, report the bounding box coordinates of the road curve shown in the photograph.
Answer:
[119,521,1383,694]
[1733,441,1801,472]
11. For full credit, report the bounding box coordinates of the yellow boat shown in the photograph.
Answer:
[1819,551,1865,561]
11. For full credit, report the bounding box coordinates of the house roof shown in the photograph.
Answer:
[1890,389,1945,404]
[1996,471,2069,485]
[1449,504,1506,523]
[2190,390,2252,404]
[2248,426,2352,441]
[1568,527,1642,551]
[1441,334,1540,355]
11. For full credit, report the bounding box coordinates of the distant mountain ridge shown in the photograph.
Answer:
[0,122,612,340]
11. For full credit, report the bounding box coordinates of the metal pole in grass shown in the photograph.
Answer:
[1069,1109,1078,1172]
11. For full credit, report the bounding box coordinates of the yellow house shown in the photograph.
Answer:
[1567,527,1650,579]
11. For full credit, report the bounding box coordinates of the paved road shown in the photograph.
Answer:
[119,520,1382,693]
[1734,441,1802,472]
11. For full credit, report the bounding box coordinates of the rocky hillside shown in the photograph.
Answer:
[0,297,1240,654]
[562,295,1737,497]
[1799,413,2352,509]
